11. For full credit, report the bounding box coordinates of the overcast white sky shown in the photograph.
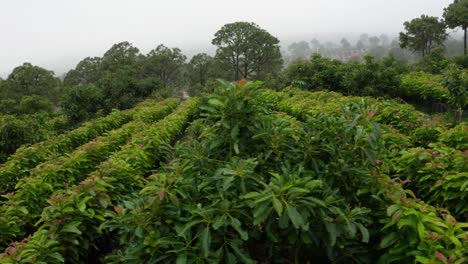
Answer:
[0,0,455,77]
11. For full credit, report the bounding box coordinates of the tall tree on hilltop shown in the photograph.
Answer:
[212,22,283,80]
[143,44,186,87]
[399,15,447,57]
[100,41,141,72]
[444,0,468,55]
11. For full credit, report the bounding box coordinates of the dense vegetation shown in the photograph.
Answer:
[0,82,466,263]
[0,1,467,263]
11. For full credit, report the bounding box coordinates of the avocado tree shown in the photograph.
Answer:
[442,64,468,122]
[212,22,283,80]
[444,0,468,55]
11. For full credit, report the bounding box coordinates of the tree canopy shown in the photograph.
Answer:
[143,44,186,87]
[444,0,468,55]
[212,22,283,80]
[2,63,61,100]
[399,15,447,57]
[63,57,102,86]
[100,41,141,72]
[188,53,214,86]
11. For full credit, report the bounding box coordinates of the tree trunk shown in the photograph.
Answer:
[464,27,467,55]
[235,54,240,81]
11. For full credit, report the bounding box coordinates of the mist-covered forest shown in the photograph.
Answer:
[0,0,467,263]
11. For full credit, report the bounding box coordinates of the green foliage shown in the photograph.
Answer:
[99,84,378,263]
[439,122,468,150]
[415,48,450,74]
[61,42,178,118]
[143,44,186,87]
[444,0,468,55]
[0,114,54,163]
[60,85,104,123]
[451,54,468,68]
[377,191,468,264]
[0,96,53,115]
[399,15,448,57]
[339,56,402,96]
[412,127,441,147]
[63,57,102,86]
[393,146,468,219]
[188,53,214,88]
[0,99,179,248]
[1,63,61,102]
[284,54,407,98]
[0,99,168,195]
[0,98,200,263]
[442,64,468,122]
[284,54,342,91]
[0,82,466,264]
[100,41,141,72]
[400,71,449,108]
[98,66,157,111]
[212,22,283,80]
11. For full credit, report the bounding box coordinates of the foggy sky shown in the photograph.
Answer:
[0,0,455,77]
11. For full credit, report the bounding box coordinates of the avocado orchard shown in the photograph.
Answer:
[0,82,466,263]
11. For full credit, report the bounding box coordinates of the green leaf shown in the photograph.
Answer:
[253,201,272,225]
[286,205,304,229]
[231,124,239,140]
[242,192,260,199]
[325,222,337,246]
[223,176,235,191]
[226,252,237,264]
[231,218,248,240]
[380,232,399,248]
[233,143,239,154]
[50,252,65,262]
[386,204,400,216]
[346,114,361,132]
[231,243,255,264]
[176,253,187,264]
[201,227,211,257]
[272,197,283,216]
[213,215,226,230]
[77,196,92,212]
[177,220,203,238]
[62,223,82,235]
[357,223,370,243]
[208,98,224,107]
